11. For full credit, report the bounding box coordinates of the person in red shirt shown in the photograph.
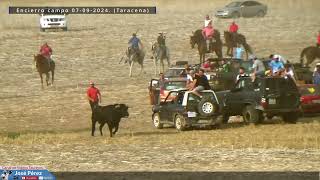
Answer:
[317,31,320,47]
[202,22,214,52]
[229,21,239,44]
[40,42,53,67]
[87,81,101,111]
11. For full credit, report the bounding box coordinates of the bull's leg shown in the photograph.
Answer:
[166,47,170,67]
[154,57,157,75]
[107,123,113,137]
[91,116,97,136]
[51,70,54,85]
[99,122,106,136]
[113,122,119,135]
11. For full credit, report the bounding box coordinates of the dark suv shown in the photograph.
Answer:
[220,76,301,124]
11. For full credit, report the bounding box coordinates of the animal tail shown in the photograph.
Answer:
[243,43,253,55]
[300,47,308,65]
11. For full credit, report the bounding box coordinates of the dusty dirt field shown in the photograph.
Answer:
[0,0,320,171]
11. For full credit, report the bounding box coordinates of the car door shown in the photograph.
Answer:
[240,1,255,17]
[166,91,185,122]
[224,78,247,114]
[160,91,179,122]
[249,1,263,16]
[149,79,160,105]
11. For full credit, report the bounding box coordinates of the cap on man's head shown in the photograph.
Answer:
[316,63,320,67]
[273,55,280,59]
[248,54,256,60]
[132,33,136,36]
[89,81,94,85]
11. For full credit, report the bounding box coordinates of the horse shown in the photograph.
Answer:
[190,29,223,65]
[151,42,170,74]
[120,48,145,77]
[33,54,55,88]
[300,46,320,67]
[223,31,252,60]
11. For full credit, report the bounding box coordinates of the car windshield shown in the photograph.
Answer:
[164,69,185,77]
[164,81,186,91]
[299,86,320,95]
[226,2,242,7]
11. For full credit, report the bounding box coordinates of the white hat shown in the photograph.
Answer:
[316,63,320,66]
[273,54,279,59]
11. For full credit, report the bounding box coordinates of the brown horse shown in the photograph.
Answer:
[300,46,320,67]
[34,54,55,88]
[224,31,252,60]
[190,29,223,64]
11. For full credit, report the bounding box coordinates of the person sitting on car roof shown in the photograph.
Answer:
[270,55,285,76]
[284,64,295,82]
[191,69,211,98]
[250,55,265,77]
[313,63,320,85]
[236,66,249,83]
[218,59,230,73]
[202,59,212,72]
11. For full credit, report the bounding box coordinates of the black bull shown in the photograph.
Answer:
[91,104,129,137]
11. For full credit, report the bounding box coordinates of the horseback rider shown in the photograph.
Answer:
[39,42,53,68]
[202,22,214,52]
[204,14,212,28]
[229,21,239,44]
[157,32,166,53]
[128,33,144,58]
[317,30,320,48]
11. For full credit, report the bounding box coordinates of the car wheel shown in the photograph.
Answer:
[63,27,68,31]
[242,105,261,124]
[152,113,163,129]
[174,114,187,131]
[231,12,240,18]
[256,10,265,17]
[197,98,218,117]
[282,112,299,124]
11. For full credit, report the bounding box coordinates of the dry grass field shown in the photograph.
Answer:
[0,0,320,171]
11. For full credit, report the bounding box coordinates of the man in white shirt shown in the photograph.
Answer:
[204,15,212,27]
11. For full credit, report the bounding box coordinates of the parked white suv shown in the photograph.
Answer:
[40,14,67,32]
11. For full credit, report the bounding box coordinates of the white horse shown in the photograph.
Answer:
[151,42,170,75]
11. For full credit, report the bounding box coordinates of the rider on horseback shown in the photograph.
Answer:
[204,14,212,28]
[202,22,214,53]
[229,21,239,44]
[128,33,143,58]
[40,42,53,68]
[157,32,166,53]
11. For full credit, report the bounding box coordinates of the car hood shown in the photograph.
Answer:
[41,15,66,18]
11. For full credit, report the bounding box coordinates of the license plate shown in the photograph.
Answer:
[187,111,196,118]
[312,100,320,103]
[269,98,276,104]
[198,120,209,123]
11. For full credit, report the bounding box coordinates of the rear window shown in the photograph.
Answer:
[265,77,297,92]
[299,86,320,95]
[164,81,186,91]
